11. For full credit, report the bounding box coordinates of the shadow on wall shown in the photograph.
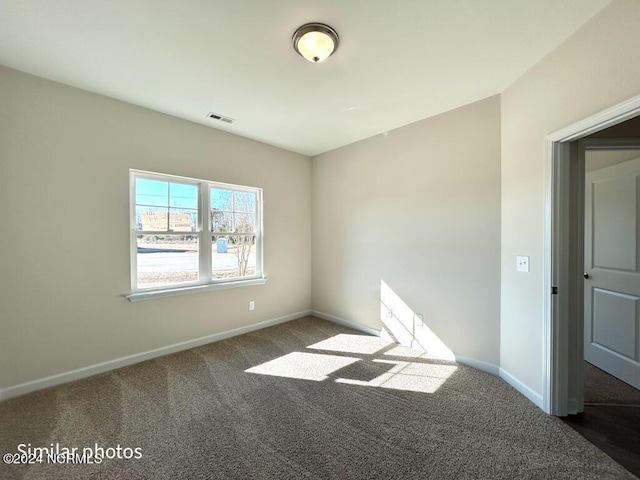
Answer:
[380,279,455,361]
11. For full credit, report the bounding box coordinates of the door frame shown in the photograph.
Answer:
[543,93,640,416]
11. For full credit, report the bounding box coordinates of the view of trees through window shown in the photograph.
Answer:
[210,187,257,280]
[133,175,259,289]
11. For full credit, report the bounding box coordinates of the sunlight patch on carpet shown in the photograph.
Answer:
[383,345,426,358]
[245,352,360,381]
[335,359,458,393]
[307,334,392,355]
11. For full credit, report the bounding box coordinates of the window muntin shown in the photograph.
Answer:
[130,170,263,293]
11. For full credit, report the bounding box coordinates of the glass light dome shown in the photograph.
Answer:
[292,23,339,63]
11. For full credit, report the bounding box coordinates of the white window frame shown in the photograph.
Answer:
[127,169,265,302]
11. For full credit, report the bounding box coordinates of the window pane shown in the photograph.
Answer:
[212,235,256,279]
[136,206,169,231]
[210,210,232,232]
[136,178,168,207]
[234,191,256,213]
[210,188,233,211]
[169,183,197,209]
[234,213,255,233]
[169,208,197,232]
[136,234,199,288]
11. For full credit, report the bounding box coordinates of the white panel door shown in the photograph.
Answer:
[584,156,640,389]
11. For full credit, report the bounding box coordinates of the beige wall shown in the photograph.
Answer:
[5,0,640,404]
[0,66,311,389]
[312,96,502,366]
[586,149,640,172]
[500,0,640,394]
[585,118,640,172]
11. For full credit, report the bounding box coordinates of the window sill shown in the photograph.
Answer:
[126,277,267,302]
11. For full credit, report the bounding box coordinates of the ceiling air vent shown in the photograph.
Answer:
[207,112,235,124]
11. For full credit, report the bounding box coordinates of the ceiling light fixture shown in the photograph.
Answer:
[292,23,339,63]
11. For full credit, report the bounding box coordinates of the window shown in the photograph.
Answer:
[128,170,264,300]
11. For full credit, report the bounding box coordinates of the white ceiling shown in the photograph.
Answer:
[0,0,611,156]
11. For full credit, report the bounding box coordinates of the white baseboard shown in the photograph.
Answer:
[499,367,544,410]
[311,310,381,337]
[4,309,536,409]
[0,310,312,402]
[311,311,501,377]
[455,355,500,376]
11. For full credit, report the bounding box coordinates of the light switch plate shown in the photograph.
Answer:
[517,255,530,272]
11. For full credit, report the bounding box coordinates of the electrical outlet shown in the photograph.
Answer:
[414,314,424,326]
[249,301,255,311]
[516,255,530,272]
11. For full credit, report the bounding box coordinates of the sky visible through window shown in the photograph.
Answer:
[136,178,197,208]
[135,178,256,231]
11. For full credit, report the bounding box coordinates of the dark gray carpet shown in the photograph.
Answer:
[1,317,636,479]
[584,361,640,405]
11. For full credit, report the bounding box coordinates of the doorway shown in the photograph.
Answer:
[545,106,640,478]
[544,95,640,417]
[582,141,640,394]
[572,148,640,474]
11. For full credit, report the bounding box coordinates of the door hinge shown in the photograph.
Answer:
[551,286,558,295]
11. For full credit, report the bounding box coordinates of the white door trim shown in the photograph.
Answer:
[543,93,640,416]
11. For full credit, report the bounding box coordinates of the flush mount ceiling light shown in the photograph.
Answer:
[292,23,339,63]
